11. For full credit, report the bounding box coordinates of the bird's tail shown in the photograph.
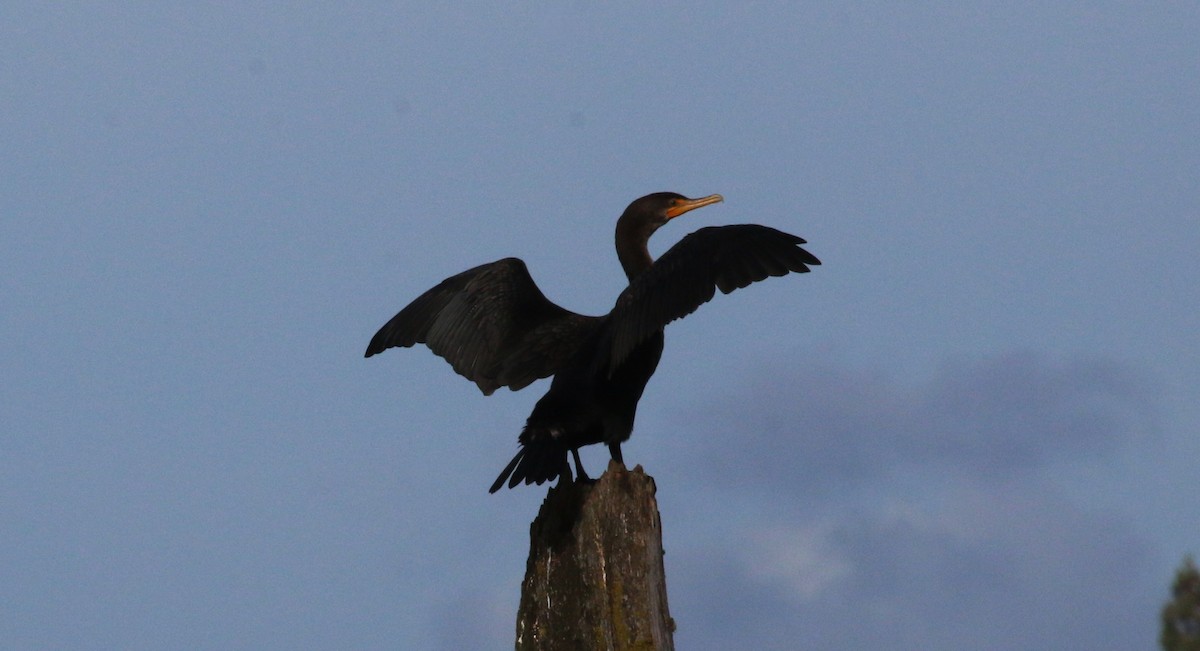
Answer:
[488,428,571,493]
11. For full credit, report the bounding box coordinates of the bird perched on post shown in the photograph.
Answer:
[365,192,820,492]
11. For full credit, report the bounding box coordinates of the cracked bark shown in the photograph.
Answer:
[515,461,674,651]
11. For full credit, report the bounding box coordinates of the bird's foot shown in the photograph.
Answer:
[570,448,596,486]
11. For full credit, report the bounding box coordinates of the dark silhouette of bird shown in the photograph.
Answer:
[365,192,820,492]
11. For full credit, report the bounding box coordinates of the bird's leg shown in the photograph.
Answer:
[570,448,590,483]
[608,442,624,466]
[559,453,573,484]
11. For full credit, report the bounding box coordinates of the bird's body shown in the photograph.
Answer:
[365,192,820,492]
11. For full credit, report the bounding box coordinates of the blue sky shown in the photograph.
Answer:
[2,4,1197,650]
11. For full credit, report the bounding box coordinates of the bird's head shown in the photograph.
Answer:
[620,192,724,232]
[615,192,724,279]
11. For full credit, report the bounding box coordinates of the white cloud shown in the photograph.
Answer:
[746,522,852,601]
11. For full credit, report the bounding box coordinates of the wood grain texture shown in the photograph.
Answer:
[516,462,674,651]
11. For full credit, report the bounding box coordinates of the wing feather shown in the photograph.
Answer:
[365,258,601,395]
[607,225,820,372]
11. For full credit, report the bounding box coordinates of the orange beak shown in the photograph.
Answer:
[666,194,724,219]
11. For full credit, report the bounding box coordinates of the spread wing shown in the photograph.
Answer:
[365,258,602,395]
[606,225,820,373]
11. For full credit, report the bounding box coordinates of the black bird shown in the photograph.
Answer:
[365,192,820,492]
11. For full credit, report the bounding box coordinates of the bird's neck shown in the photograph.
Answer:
[615,218,655,281]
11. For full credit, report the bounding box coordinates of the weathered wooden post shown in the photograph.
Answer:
[515,461,675,650]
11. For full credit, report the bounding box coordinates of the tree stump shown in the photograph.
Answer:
[515,461,674,651]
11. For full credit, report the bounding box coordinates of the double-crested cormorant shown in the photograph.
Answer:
[365,192,820,492]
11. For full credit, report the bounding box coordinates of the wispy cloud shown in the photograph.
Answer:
[665,351,1158,651]
[688,351,1157,492]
